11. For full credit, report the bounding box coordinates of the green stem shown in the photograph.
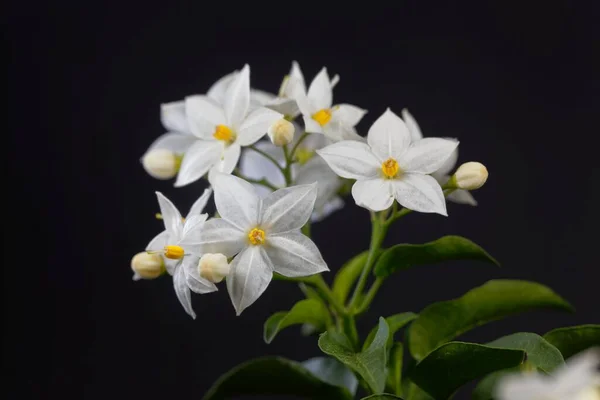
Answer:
[233,169,278,191]
[290,131,310,159]
[309,274,346,317]
[282,144,293,185]
[342,314,360,350]
[355,277,384,315]
[248,145,286,177]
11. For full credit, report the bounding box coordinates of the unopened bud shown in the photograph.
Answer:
[198,253,230,283]
[142,149,181,180]
[268,119,295,147]
[131,252,165,280]
[449,162,488,190]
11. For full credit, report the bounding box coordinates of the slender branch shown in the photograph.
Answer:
[309,274,346,316]
[290,131,310,158]
[233,169,278,191]
[354,277,384,315]
[281,144,294,185]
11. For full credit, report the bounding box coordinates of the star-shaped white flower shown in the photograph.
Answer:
[207,69,277,109]
[175,64,283,187]
[145,189,217,319]
[402,108,477,206]
[317,108,458,215]
[198,173,329,315]
[495,348,600,400]
[294,67,366,142]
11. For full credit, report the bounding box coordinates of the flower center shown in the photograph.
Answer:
[296,148,315,165]
[213,124,235,142]
[312,109,332,126]
[163,245,185,260]
[248,228,266,246]
[381,158,400,178]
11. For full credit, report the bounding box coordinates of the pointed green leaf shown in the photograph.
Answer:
[363,312,418,350]
[487,332,564,372]
[361,395,405,399]
[408,280,574,360]
[319,317,390,393]
[202,356,353,400]
[386,343,404,396]
[543,324,600,359]
[332,251,370,304]
[302,357,358,396]
[374,235,500,278]
[410,342,525,399]
[264,299,331,344]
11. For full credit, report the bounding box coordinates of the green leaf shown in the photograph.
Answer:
[471,367,520,400]
[361,395,405,399]
[543,324,600,359]
[302,357,358,396]
[332,251,370,304]
[386,343,404,396]
[363,312,418,350]
[409,341,525,399]
[264,299,331,344]
[319,317,390,393]
[374,235,500,278]
[202,356,353,400]
[408,279,574,360]
[487,332,564,372]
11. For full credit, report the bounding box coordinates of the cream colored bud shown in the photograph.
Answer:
[198,253,230,283]
[268,119,295,147]
[451,162,488,190]
[142,149,180,180]
[131,252,165,280]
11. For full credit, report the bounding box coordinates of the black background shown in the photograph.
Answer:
[6,1,599,399]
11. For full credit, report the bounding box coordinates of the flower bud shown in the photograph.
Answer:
[131,252,165,280]
[198,253,230,283]
[268,119,295,147]
[142,149,181,180]
[450,162,488,190]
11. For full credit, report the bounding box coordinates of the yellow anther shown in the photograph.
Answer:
[163,245,185,260]
[381,158,400,178]
[248,228,266,246]
[213,125,234,142]
[312,109,332,126]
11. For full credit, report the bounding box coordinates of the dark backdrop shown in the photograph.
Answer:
[6,1,599,399]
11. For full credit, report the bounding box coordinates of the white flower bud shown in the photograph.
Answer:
[450,162,488,190]
[198,253,230,283]
[131,252,165,280]
[142,149,180,180]
[268,119,295,147]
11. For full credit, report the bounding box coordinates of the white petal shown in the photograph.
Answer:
[237,107,283,146]
[239,144,285,187]
[303,115,323,134]
[368,108,412,161]
[182,256,218,294]
[447,189,478,206]
[211,173,260,230]
[283,61,306,98]
[265,97,299,118]
[401,108,423,142]
[160,101,189,134]
[554,348,600,393]
[207,143,242,185]
[351,178,394,211]
[266,231,329,277]
[174,140,223,187]
[294,156,341,212]
[180,214,208,251]
[173,266,196,319]
[330,74,340,89]
[250,89,276,107]
[146,230,169,251]
[155,192,183,238]
[185,95,227,139]
[333,104,367,127]
[316,141,380,180]
[307,68,333,110]
[494,373,553,400]
[226,246,273,315]
[186,188,213,219]
[393,173,447,216]
[260,183,317,234]
[400,138,459,174]
[312,196,344,222]
[435,147,459,176]
[207,71,238,105]
[145,133,195,154]
[224,64,250,127]
[198,218,245,257]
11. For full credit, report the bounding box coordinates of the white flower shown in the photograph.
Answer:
[145,189,216,319]
[294,67,366,142]
[198,173,329,315]
[130,252,165,280]
[317,108,458,215]
[495,348,600,400]
[239,130,344,222]
[175,65,283,187]
[268,119,295,146]
[207,69,277,109]
[402,108,478,206]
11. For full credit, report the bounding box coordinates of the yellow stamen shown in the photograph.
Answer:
[296,148,314,165]
[213,125,234,142]
[164,245,185,260]
[312,109,332,126]
[248,228,266,246]
[381,158,400,178]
